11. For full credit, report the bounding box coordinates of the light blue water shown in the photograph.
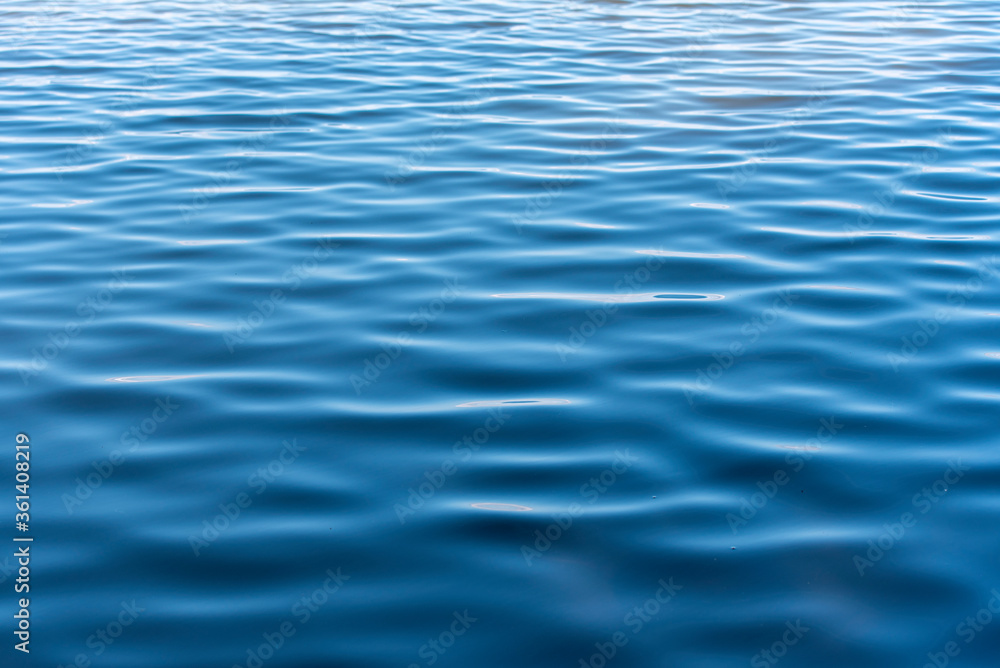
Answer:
[3,1,1000,666]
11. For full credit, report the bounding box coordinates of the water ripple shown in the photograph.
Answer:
[3,1,1000,667]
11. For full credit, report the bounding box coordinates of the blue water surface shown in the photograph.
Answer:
[2,1,1000,666]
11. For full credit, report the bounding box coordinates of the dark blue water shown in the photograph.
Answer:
[3,1,1000,666]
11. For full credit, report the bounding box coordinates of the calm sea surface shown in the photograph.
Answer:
[3,1,999,666]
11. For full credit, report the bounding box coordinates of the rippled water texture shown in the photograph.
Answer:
[3,1,1000,666]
